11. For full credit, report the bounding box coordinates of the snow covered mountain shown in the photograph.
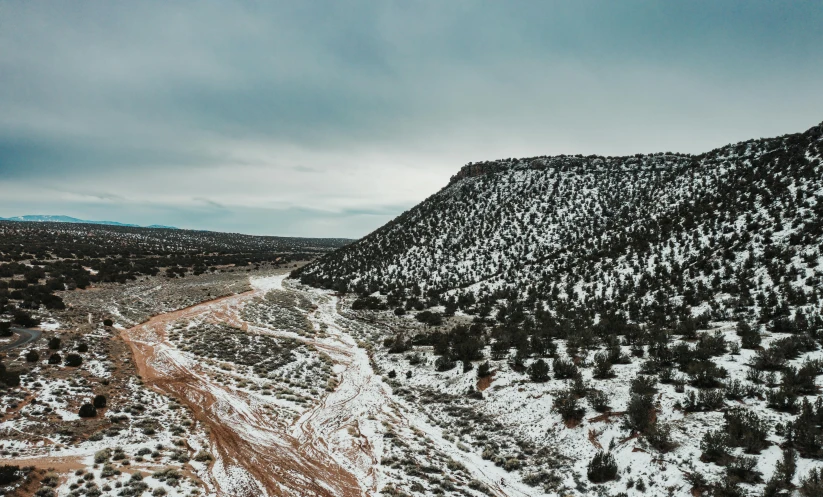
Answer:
[296,120,823,332]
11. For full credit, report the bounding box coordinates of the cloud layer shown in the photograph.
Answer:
[1,1,822,237]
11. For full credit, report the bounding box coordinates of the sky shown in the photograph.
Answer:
[1,1,822,238]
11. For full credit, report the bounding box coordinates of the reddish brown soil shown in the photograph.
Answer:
[476,370,497,392]
[587,429,603,449]
[122,289,362,497]
[587,411,627,423]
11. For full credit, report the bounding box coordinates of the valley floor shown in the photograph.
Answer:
[4,270,823,497]
[1,272,527,497]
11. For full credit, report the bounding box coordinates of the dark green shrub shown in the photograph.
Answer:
[415,311,442,326]
[527,359,550,382]
[712,478,746,497]
[767,386,798,412]
[552,358,578,379]
[592,352,614,379]
[588,389,610,413]
[79,403,97,418]
[698,389,725,410]
[0,366,20,387]
[552,390,584,425]
[25,349,40,362]
[688,361,727,388]
[630,375,657,396]
[623,394,654,434]
[587,451,618,483]
[740,329,761,349]
[12,309,39,328]
[724,408,770,453]
[0,464,21,485]
[786,398,823,458]
[726,456,762,484]
[645,423,677,453]
[799,468,823,497]
[434,356,455,372]
[64,353,83,367]
[476,361,491,379]
[700,430,731,464]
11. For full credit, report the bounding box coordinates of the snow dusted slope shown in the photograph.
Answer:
[296,121,823,330]
[289,120,823,496]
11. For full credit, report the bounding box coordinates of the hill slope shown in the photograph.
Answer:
[295,121,823,331]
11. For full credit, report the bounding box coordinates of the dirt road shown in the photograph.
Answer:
[122,276,368,497]
[121,274,529,497]
[0,327,42,352]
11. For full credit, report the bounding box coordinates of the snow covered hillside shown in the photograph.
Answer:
[296,120,823,333]
[290,120,823,496]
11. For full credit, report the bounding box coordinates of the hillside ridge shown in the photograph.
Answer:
[295,119,823,332]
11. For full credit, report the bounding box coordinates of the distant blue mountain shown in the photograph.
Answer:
[0,215,177,229]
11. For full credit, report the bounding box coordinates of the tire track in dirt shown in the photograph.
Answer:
[289,300,386,495]
[122,283,362,497]
[313,297,535,497]
[122,275,530,497]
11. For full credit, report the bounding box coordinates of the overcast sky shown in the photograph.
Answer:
[1,1,822,237]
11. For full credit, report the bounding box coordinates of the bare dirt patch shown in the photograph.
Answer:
[122,281,363,497]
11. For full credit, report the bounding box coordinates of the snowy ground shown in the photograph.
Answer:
[5,272,822,496]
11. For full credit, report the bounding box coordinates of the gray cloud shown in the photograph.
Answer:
[1,1,822,237]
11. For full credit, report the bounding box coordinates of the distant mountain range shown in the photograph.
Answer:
[0,215,177,229]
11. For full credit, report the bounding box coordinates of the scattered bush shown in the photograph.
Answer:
[587,451,618,483]
[766,386,798,412]
[726,455,762,484]
[799,467,823,497]
[476,361,491,379]
[64,353,83,367]
[553,389,584,425]
[351,296,386,311]
[687,361,727,388]
[415,311,442,326]
[592,352,614,379]
[552,358,578,380]
[79,403,97,418]
[684,389,725,412]
[645,423,677,453]
[630,375,657,396]
[724,408,770,453]
[588,389,611,413]
[0,464,21,485]
[25,349,40,362]
[12,309,40,328]
[434,356,456,372]
[701,430,731,464]
[623,394,655,434]
[527,359,550,382]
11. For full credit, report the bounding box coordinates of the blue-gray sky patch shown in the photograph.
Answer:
[1,1,821,237]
